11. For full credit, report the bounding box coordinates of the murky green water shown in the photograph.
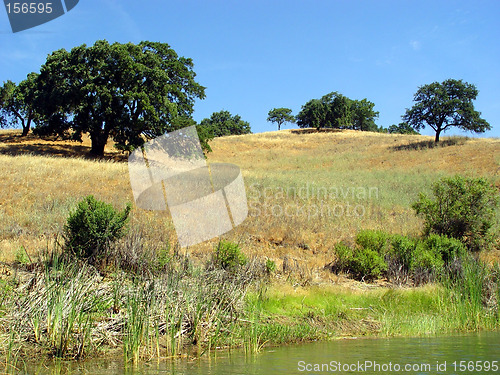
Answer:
[21,331,500,374]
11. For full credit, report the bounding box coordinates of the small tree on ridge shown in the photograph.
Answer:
[267,107,295,131]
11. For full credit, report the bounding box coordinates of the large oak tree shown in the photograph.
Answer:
[403,79,490,142]
[33,40,206,156]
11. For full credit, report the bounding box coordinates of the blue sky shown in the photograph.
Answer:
[1,0,499,138]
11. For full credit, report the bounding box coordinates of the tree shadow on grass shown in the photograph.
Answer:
[290,128,343,134]
[0,132,127,161]
[391,137,468,151]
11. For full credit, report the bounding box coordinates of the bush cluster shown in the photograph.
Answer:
[333,230,467,284]
[331,231,389,281]
[332,175,498,284]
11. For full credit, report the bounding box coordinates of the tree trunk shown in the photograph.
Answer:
[435,130,441,142]
[278,124,281,131]
[21,118,31,137]
[90,132,108,157]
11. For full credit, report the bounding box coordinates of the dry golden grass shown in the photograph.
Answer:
[207,129,499,271]
[0,128,498,274]
[209,129,500,178]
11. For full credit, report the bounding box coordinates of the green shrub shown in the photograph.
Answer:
[387,234,443,284]
[412,175,499,252]
[393,233,448,268]
[390,234,464,272]
[355,230,391,254]
[424,234,467,263]
[65,195,131,260]
[441,256,489,320]
[390,234,419,270]
[410,245,444,286]
[333,242,354,272]
[351,247,387,281]
[411,246,444,273]
[153,245,171,273]
[214,240,247,271]
[333,231,468,284]
[333,242,387,281]
[265,259,276,274]
[14,246,30,265]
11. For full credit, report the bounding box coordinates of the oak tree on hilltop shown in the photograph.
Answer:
[403,79,490,142]
[267,107,295,130]
[296,92,378,131]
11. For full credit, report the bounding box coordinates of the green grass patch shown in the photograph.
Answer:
[244,282,499,342]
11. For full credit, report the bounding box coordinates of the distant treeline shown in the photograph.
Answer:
[267,93,417,135]
[267,77,490,142]
[0,38,490,156]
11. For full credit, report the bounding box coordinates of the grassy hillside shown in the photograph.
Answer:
[0,128,499,361]
[0,129,499,271]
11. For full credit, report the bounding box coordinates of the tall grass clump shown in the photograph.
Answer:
[9,255,108,358]
[1,244,264,362]
[439,256,499,330]
[242,293,266,355]
[123,281,155,363]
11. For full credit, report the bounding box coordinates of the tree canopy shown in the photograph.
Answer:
[0,74,39,136]
[267,108,295,131]
[350,99,379,131]
[199,110,251,137]
[296,92,378,131]
[295,98,329,130]
[403,79,490,142]
[32,40,206,156]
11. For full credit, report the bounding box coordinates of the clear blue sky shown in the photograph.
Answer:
[1,0,499,138]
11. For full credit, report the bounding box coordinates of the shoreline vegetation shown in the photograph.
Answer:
[0,129,499,368]
[0,249,498,366]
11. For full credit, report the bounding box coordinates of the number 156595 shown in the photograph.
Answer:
[5,2,53,14]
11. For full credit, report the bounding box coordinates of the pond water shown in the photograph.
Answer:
[21,331,500,374]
